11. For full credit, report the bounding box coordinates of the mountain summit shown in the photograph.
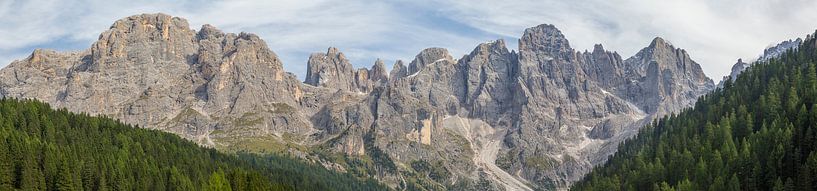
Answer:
[0,13,714,190]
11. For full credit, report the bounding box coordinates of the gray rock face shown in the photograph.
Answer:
[0,14,715,191]
[304,47,357,91]
[407,47,454,75]
[389,60,407,80]
[304,47,388,93]
[620,37,714,116]
[369,59,389,82]
[759,38,803,62]
[460,39,518,120]
[720,59,750,85]
[1,13,311,146]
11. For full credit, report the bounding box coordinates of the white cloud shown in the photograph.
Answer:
[1,0,816,79]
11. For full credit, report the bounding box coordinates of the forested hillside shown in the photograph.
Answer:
[572,31,817,191]
[0,98,387,191]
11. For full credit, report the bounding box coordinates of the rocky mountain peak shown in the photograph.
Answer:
[717,59,748,87]
[5,48,79,76]
[759,38,803,61]
[477,39,508,53]
[88,13,200,71]
[1,13,306,147]
[727,59,750,81]
[622,37,713,115]
[720,38,804,86]
[304,47,356,91]
[105,13,192,42]
[369,59,389,82]
[389,60,408,79]
[27,49,58,65]
[592,44,606,54]
[466,39,512,61]
[519,24,572,57]
[327,47,342,56]
[197,24,224,39]
[648,37,670,49]
[636,37,692,65]
[407,47,453,75]
[236,32,266,44]
[629,37,686,70]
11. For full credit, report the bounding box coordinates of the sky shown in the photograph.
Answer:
[1,0,817,80]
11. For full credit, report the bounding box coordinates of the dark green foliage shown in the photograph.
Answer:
[573,32,817,191]
[0,98,389,191]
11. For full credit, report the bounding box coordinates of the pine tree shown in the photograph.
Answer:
[772,178,785,191]
[676,179,695,191]
[0,139,13,190]
[786,86,801,117]
[167,167,194,191]
[727,174,741,191]
[805,63,817,102]
[81,161,96,191]
[96,171,108,191]
[56,157,76,191]
[206,170,232,191]
[20,150,45,191]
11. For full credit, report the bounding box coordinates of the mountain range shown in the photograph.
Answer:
[0,13,716,190]
[573,28,817,191]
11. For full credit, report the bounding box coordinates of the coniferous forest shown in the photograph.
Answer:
[0,98,387,191]
[572,32,817,191]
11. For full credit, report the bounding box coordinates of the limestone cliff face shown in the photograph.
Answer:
[310,24,713,189]
[620,37,714,116]
[304,47,388,93]
[0,14,715,191]
[304,47,357,91]
[369,59,389,82]
[0,13,310,146]
[389,60,407,80]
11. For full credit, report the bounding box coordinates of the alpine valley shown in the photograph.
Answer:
[8,12,803,191]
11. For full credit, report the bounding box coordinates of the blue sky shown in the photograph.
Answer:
[1,0,817,79]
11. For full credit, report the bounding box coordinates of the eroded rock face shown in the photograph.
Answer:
[311,25,713,190]
[1,13,310,147]
[389,60,408,80]
[369,59,389,82]
[304,47,357,91]
[620,37,714,116]
[0,14,715,191]
[726,59,750,83]
[304,48,388,93]
[407,47,454,75]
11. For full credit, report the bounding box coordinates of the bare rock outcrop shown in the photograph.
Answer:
[1,13,311,147]
[0,14,716,190]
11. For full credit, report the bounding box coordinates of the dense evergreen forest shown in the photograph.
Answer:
[572,32,817,191]
[0,98,388,190]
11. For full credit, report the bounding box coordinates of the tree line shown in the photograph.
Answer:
[0,98,388,190]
